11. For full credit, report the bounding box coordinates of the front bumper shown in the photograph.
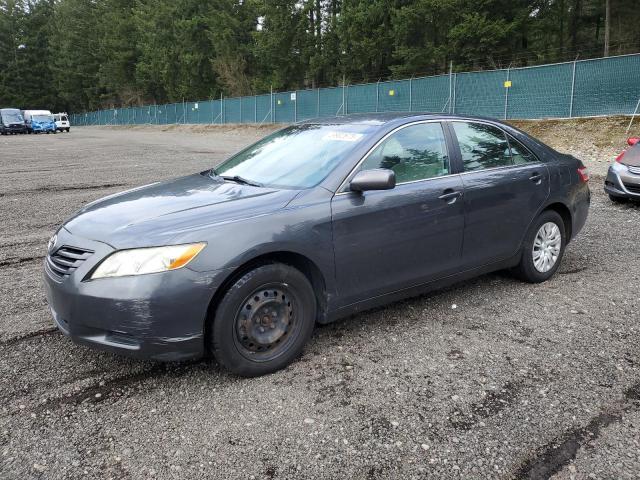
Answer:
[43,227,231,361]
[31,123,56,133]
[604,162,640,199]
[1,125,26,134]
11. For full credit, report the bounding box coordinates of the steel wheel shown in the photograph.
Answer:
[233,283,299,362]
[532,222,561,273]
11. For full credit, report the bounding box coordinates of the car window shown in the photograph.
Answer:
[508,135,538,164]
[452,122,512,172]
[359,123,449,183]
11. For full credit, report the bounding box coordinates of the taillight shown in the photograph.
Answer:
[615,150,626,163]
[627,137,640,146]
[577,166,589,183]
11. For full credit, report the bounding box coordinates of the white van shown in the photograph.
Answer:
[54,113,71,133]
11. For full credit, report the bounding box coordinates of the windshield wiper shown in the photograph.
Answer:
[218,175,263,187]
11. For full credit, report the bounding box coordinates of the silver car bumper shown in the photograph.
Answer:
[604,162,640,199]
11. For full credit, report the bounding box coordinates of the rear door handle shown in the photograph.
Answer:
[529,172,542,183]
[438,189,462,204]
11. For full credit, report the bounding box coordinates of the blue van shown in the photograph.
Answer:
[23,110,57,134]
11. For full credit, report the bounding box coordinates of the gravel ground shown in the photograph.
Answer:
[1,122,639,480]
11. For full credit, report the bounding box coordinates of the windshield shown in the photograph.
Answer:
[1,111,23,123]
[33,115,54,122]
[214,124,374,189]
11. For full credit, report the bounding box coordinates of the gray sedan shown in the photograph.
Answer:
[44,113,591,376]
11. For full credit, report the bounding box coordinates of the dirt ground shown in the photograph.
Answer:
[1,118,639,479]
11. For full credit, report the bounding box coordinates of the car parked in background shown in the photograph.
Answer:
[54,113,71,132]
[605,137,640,202]
[23,109,56,134]
[44,113,591,377]
[0,108,27,135]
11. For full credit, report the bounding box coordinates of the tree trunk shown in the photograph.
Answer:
[604,0,610,56]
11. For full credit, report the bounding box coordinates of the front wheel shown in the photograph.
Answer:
[210,263,316,377]
[513,210,566,283]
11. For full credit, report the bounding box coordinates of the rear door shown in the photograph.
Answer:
[331,121,466,307]
[449,121,549,267]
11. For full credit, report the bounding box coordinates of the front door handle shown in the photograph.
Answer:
[529,172,543,184]
[438,189,462,204]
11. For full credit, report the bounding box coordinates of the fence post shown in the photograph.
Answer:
[240,97,243,123]
[294,90,297,122]
[254,96,257,123]
[569,57,578,118]
[270,86,274,123]
[222,96,225,124]
[448,61,453,114]
[317,88,320,117]
[504,66,511,120]
[376,80,380,112]
[342,75,346,116]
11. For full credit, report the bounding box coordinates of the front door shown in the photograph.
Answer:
[331,121,465,308]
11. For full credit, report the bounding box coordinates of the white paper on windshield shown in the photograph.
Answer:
[322,131,364,142]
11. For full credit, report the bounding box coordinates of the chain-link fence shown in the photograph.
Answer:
[71,53,640,126]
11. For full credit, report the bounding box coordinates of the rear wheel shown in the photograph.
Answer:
[210,263,316,377]
[513,210,566,283]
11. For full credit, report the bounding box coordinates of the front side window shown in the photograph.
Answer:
[453,122,511,172]
[358,122,449,183]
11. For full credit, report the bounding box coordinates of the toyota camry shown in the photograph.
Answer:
[44,113,591,376]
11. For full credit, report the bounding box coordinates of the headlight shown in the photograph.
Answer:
[90,243,206,279]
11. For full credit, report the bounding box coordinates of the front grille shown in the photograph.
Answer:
[46,246,93,280]
[627,165,640,175]
[623,182,640,194]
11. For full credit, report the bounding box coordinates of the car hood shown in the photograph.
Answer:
[64,173,300,248]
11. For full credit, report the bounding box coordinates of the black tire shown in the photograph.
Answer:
[512,210,566,283]
[210,263,316,377]
[609,194,628,204]
[66,128,70,133]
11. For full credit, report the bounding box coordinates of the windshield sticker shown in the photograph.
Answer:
[322,131,364,142]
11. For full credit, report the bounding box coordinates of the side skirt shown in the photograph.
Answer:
[320,252,522,324]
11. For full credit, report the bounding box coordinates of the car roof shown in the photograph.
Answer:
[299,112,508,127]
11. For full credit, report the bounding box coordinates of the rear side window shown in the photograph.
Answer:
[452,122,511,172]
[508,135,538,164]
[359,122,449,183]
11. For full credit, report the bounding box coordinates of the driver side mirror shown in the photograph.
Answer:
[350,169,396,192]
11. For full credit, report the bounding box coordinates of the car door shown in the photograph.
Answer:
[449,121,550,268]
[331,121,465,308]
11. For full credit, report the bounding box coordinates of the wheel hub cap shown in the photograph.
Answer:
[532,222,561,273]
[236,288,293,353]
